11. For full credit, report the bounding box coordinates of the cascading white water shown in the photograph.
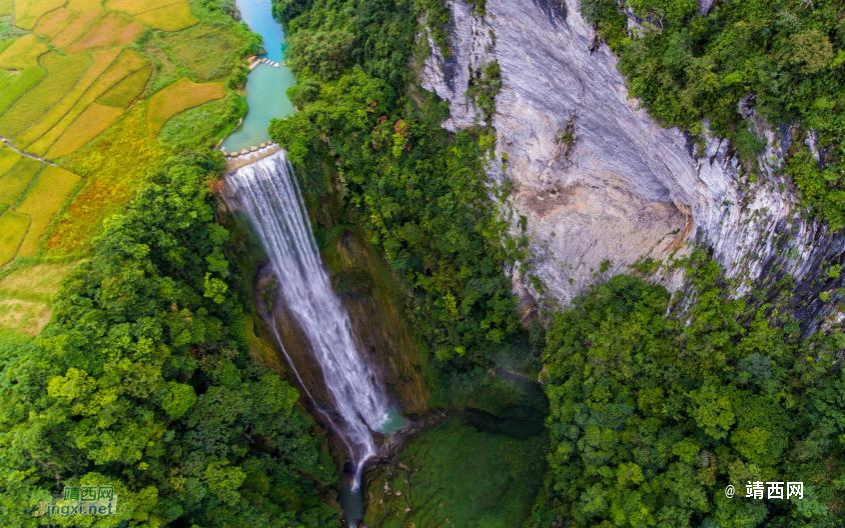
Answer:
[226,150,390,490]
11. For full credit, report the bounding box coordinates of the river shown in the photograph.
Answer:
[221,0,295,153]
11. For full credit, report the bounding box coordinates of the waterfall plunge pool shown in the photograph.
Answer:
[340,408,409,528]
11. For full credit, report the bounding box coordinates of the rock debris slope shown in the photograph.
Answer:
[422,0,843,325]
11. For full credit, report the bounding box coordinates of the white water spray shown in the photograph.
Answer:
[227,151,390,490]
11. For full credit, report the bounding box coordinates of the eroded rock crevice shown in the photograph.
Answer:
[422,0,845,325]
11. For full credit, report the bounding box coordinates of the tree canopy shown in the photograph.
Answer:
[0,152,338,527]
[531,267,845,527]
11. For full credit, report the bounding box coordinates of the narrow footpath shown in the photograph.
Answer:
[0,135,57,167]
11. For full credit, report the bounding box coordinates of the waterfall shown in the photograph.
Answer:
[226,150,390,490]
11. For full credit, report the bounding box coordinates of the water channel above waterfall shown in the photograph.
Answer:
[222,0,294,153]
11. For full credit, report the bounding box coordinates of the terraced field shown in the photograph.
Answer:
[0,0,255,336]
[147,77,226,134]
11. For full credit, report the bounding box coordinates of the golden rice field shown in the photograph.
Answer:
[0,156,40,206]
[0,33,47,69]
[147,77,226,134]
[0,212,29,266]
[97,65,151,107]
[0,0,252,336]
[0,144,22,179]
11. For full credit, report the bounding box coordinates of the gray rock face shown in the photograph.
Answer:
[422,0,843,325]
[420,0,493,130]
[699,0,718,16]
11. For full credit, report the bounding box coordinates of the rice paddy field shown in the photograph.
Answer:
[0,0,256,336]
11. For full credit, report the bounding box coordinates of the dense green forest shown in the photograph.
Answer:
[270,2,845,526]
[270,0,521,365]
[0,153,338,526]
[582,0,845,228]
[2,0,843,526]
[531,263,845,527]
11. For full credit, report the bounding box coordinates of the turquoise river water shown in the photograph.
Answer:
[221,0,294,152]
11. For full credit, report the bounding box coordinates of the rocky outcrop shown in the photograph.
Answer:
[422,0,844,326]
[420,0,493,130]
[327,231,430,416]
[699,0,718,16]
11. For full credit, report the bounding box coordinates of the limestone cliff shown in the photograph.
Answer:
[421,0,844,327]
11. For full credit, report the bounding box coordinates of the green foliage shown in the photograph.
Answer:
[585,0,845,228]
[580,0,629,50]
[416,0,452,52]
[288,28,356,80]
[531,273,845,527]
[785,149,845,229]
[467,60,502,122]
[159,93,247,149]
[630,256,660,274]
[279,0,419,89]
[364,418,546,528]
[272,0,313,24]
[0,152,338,527]
[270,0,520,364]
[628,0,698,27]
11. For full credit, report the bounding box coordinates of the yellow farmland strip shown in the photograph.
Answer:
[13,0,65,30]
[67,0,103,10]
[28,48,148,154]
[0,157,42,206]
[19,48,120,148]
[134,2,197,31]
[0,145,22,176]
[47,103,124,158]
[98,65,151,108]
[0,211,30,266]
[66,11,143,54]
[0,0,12,16]
[106,0,177,15]
[147,78,225,135]
[0,34,49,69]
[0,52,90,140]
[34,7,73,39]
[15,166,82,257]
[50,10,99,49]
